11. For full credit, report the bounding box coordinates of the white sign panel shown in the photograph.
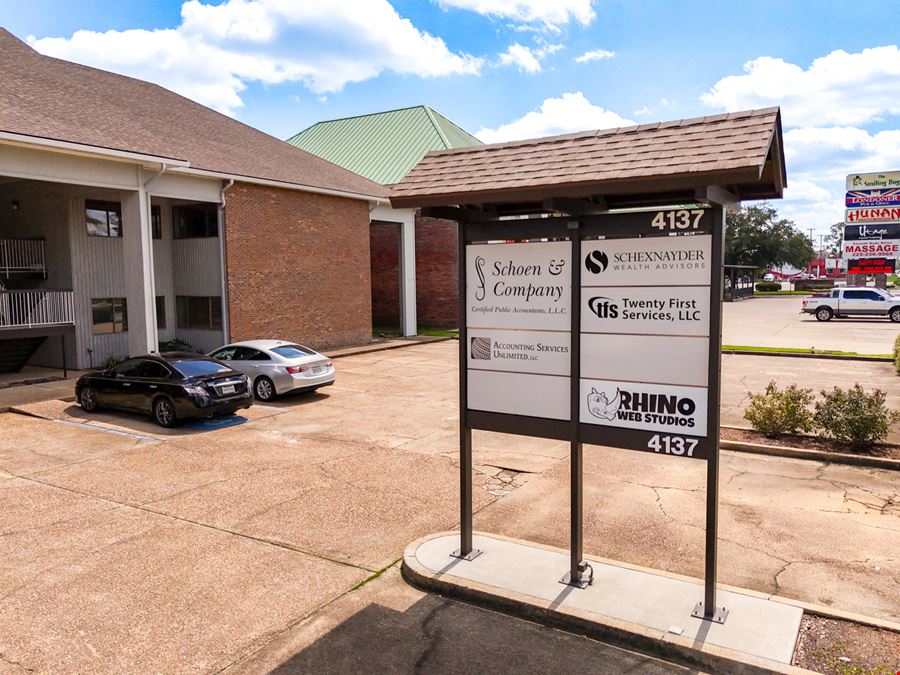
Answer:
[582,235,711,287]
[845,207,900,224]
[469,370,569,420]
[467,242,570,330]
[847,171,900,191]
[467,329,569,376]
[580,378,708,436]
[581,334,709,387]
[580,286,710,336]
[842,239,900,258]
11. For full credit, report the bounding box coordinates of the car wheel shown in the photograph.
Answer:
[254,376,276,401]
[815,307,833,322]
[153,397,176,428]
[890,307,900,323]
[79,386,100,412]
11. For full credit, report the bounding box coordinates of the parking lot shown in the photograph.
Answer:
[1,340,898,672]
[723,295,898,354]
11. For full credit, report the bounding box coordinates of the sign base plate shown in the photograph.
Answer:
[559,571,592,589]
[691,601,729,624]
[450,548,483,561]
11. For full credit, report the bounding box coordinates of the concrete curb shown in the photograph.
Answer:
[402,531,817,675]
[721,427,900,471]
[326,336,452,359]
[721,350,891,362]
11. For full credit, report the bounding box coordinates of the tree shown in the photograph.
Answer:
[823,221,844,257]
[724,204,815,271]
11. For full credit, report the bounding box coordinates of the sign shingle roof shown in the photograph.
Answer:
[390,108,785,209]
[0,29,387,200]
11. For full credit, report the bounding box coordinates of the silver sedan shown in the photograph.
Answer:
[209,340,335,402]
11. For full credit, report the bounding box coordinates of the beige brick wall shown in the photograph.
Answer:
[222,182,372,350]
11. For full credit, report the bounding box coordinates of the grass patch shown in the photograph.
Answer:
[417,327,458,338]
[754,290,814,295]
[722,344,891,358]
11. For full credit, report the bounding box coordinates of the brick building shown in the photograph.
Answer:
[288,106,482,331]
[0,28,389,372]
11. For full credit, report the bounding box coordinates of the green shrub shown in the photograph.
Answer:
[755,281,781,292]
[894,335,900,375]
[159,338,194,353]
[101,355,121,371]
[813,385,900,450]
[744,381,815,438]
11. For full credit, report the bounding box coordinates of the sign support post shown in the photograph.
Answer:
[562,220,589,588]
[693,205,727,623]
[453,218,480,561]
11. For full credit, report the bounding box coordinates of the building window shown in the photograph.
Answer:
[86,200,122,237]
[176,296,222,330]
[156,296,166,329]
[173,204,218,239]
[151,205,162,240]
[92,298,128,334]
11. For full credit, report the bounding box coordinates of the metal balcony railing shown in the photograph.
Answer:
[0,239,47,278]
[0,290,74,328]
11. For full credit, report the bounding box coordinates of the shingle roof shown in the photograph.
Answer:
[287,106,482,185]
[390,108,785,209]
[0,29,387,200]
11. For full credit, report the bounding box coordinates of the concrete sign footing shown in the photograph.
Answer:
[404,532,805,674]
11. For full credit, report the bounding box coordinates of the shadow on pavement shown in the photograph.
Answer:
[268,596,685,674]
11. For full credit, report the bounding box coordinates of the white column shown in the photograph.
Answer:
[121,168,158,356]
[398,210,417,337]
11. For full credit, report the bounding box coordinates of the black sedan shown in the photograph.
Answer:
[75,353,253,427]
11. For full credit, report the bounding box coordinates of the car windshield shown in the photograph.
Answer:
[271,345,316,358]
[172,359,232,377]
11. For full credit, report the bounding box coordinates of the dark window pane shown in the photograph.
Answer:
[172,359,231,377]
[176,296,188,329]
[152,205,162,240]
[92,299,114,334]
[272,345,316,358]
[141,361,170,379]
[210,298,222,330]
[155,296,166,329]
[85,200,122,237]
[108,208,122,237]
[86,206,108,237]
[118,298,128,332]
[173,204,218,239]
[113,359,144,377]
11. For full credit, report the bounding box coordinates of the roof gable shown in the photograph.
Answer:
[287,106,482,185]
[0,28,386,200]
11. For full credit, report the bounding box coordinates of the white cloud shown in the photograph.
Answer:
[776,126,900,234]
[476,91,634,143]
[574,48,614,63]
[701,46,900,127]
[436,0,595,30]
[28,0,482,116]
[497,41,561,72]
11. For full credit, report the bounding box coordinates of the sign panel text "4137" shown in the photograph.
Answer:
[650,209,706,231]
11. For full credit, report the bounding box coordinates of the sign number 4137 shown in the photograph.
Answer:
[651,209,704,230]
[648,434,698,457]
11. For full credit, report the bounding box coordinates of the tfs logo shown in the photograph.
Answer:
[587,296,618,318]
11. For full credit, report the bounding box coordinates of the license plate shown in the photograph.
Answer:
[220,384,236,394]
[312,366,325,374]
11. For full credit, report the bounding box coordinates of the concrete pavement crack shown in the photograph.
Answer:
[413,600,452,674]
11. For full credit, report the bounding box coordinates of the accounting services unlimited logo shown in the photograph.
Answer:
[585,250,608,274]
[470,336,492,360]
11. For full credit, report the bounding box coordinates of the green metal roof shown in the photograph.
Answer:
[286,105,482,186]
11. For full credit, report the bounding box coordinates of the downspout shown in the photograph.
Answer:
[219,180,235,342]
[142,163,167,353]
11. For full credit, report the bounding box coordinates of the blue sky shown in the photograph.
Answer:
[3,0,900,240]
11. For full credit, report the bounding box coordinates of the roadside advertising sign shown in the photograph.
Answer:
[846,258,896,275]
[845,189,900,208]
[843,222,900,240]
[841,239,900,258]
[846,171,900,191]
[845,207,900,224]
[463,208,720,461]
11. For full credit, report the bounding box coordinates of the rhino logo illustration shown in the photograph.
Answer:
[587,387,620,421]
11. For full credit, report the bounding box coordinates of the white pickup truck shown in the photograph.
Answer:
[801,286,900,322]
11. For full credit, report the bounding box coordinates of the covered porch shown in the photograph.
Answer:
[0,140,229,372]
